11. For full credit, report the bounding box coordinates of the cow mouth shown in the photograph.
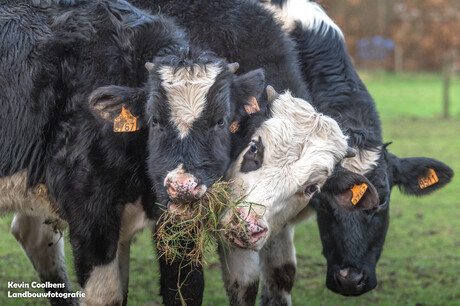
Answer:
[222,210,268,249]
[224,227,268,249]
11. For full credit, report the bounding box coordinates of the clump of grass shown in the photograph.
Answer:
[155,180,261,266]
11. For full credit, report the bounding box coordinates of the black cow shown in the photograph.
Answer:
[260,0,454,298]
[1,0,265,305]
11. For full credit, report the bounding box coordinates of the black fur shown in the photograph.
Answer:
[273,264,296,292]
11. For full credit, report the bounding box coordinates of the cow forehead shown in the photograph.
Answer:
[159,63,223,138]
[256,91,347,167]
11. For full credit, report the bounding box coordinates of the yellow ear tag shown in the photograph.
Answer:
[244,96,260,115]
[113,106,139,132]
[418,168,439,189]
[229,121,240,133]
[350,183,368,205]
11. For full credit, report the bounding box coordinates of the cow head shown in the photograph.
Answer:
[221,87,357,250]
[88,50,265,206]
[312,146,453,295]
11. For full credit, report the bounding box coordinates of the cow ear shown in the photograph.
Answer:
[387,153,454,196]
[322,166,379,211]
[88,85,144,128]
[230,68,265,120]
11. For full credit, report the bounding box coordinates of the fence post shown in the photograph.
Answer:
[442,54,451,119]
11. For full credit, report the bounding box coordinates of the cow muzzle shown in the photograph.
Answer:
[333,267,371,296]
[164,164,207,204]
[223,207,268,250]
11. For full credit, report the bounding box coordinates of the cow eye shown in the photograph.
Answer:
[305,184,320,197]
[217,118,225,127]
[249,143,258,153]
[151,118,159,127]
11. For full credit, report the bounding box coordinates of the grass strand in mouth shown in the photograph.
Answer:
[155,180,263,266]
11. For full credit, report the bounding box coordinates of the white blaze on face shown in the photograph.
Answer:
[263,0,344,38]
[159,64,223,138]
[226,91,348,243]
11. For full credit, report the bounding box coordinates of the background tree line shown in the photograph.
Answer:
[319,0,460,72]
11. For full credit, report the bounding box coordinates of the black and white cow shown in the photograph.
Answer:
[0,0,267,304]
[255,0,455,300]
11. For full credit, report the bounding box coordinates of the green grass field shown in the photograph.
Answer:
[0,71,459,305]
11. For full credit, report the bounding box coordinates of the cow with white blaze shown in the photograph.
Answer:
[0,0,266,304]
[257,0,454,300]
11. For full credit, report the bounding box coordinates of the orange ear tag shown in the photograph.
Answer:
[418,168,439,189]
[350,183,368,205]
[244,96,260,115]
[229,121,240,133]
[113,106,139,132]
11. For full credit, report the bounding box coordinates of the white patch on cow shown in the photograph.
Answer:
[219,246,260,303]
[224,91,348,247]
[83,255,123,306]
[159,64,223,138]
[263,0,344,38]
[341,148,381,175]
[259,224,296,305]
[0,170,61,221]
[11,214,74,294]
[119,197,154,243]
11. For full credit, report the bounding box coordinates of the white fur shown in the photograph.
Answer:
[0,170,61,221]
[264,0,344,38]
[159,64,222,138]
[119,197,154,243]
[342,148,380,175]
[11,214,75,302]
[83,255,123,306]
[219,246,261,304]
[225,91,348,248]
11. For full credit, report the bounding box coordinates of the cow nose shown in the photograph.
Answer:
[335,268,366,295]
[165,177,202,203]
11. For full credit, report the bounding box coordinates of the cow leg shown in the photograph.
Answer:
[118,199,154,305]
[66,207,124,306]
[117,241,131,306]
[259,224,296,306]
[157,241,204,306]
[219,245,260,306]
[10,213,77,306]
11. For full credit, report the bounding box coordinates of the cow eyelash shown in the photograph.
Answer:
[305,184,320,197]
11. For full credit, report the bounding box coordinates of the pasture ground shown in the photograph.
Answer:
[0,71,459,305]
